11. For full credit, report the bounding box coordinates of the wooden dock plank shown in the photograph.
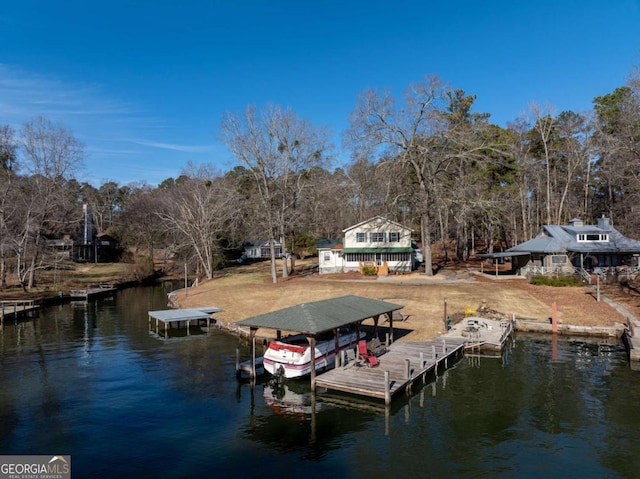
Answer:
[315,336,466,403]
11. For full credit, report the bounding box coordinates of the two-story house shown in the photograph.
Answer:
[318,216,419,275]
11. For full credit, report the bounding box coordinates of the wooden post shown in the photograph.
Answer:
[596,275,601,302]
[551,302,558,333]
[443,298,448,331]
[372,314,380,339]
[384,370,391,407]
[420,351,424,368]
[309,336,317,392]
[405,359,411,379]
[334,328,340,367]
[250,328,257,379]
[235,347,240,377]
[186,320,190,336]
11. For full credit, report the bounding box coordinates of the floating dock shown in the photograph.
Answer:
[314,337,465,406]
[68,285,117,300]
[443,316,515,352]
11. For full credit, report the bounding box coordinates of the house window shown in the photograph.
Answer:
[389,232,400,242]
[551,255,566,264]
[577,233,609,242]
[323,252,330,262]
[356,233,366,243]
[370,232,385,242]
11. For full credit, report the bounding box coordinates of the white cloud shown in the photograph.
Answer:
[129,139,217,153]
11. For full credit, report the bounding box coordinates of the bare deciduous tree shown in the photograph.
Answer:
[19,116,84,288]
[220,104,330,283]
[158,165,241,280]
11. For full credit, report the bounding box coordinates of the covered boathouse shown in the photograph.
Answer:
[148,307,223,339]
[234,295,404,388]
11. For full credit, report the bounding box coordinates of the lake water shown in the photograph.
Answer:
[1,284,640,478]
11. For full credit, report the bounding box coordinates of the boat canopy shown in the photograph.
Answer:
[235,295,403,335]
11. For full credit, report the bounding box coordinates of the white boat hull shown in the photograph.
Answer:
[263,331,363,379]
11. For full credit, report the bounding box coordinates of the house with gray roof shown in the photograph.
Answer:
[503,216,640,276]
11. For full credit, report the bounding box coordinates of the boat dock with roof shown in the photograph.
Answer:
[235,294,467,406]
[148,306,223,339]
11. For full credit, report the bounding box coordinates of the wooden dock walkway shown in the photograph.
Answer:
[315,337,466,406]
[1,300,40,324]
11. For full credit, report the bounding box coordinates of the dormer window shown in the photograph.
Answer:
[577,233,609,242]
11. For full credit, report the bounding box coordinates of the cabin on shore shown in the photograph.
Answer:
[480,216,640,279]
[241,239,282,260]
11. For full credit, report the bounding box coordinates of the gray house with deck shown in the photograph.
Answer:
[485,217,640,277]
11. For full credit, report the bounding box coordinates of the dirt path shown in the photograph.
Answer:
[177,264,636,341]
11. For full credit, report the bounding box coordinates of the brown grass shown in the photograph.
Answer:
[176,259,635,341]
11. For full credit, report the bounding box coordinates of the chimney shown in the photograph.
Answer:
[597,215,610,230]
[568,218,583,227]
[83,203,93,245]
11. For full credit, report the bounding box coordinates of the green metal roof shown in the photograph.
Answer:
[235,295,404,334]
[341,247,413,253]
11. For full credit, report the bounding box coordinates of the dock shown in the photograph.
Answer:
[443,316,515,352]
[148,306,223,339]
[68,284,116,300]
[0,300,40,325]
[315,337,465,406]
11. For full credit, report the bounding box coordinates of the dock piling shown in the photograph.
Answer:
[384,370,391,406]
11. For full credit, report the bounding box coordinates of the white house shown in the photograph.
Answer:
[318,216,418,275]
[242,240,282,260]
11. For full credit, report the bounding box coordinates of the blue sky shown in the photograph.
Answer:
[1,0,639,186]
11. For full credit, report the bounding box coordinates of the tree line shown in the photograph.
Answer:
[1,71,639,288]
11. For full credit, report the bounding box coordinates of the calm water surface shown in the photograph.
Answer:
[1,284,640,478]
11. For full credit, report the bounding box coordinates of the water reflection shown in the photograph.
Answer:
[2,285,640,478]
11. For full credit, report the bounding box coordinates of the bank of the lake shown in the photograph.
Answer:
[176,267,637,343]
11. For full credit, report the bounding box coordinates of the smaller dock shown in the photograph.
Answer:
[69,284,116,300]
[1,300,40,325]
[148,306,223,339]
[315,337,465,406]
[443,316,514,352]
